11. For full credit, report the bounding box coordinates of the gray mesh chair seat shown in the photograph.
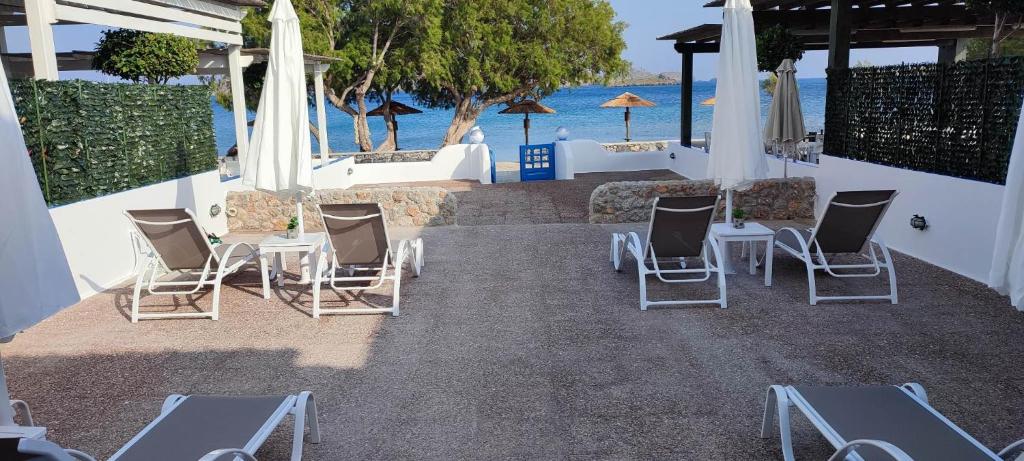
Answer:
[610,195,727,309]
[773,190,899,305]
[125,209,259,322]
[761,383,1024,461]
[312,203,424,317]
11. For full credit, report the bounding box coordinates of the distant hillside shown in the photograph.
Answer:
[605,67,680,87]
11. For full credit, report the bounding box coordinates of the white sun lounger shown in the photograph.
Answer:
[610,195,727,309]
[762,383,1024,461]
[312,203,423,317]
[774,190,899,305]
[125,209,259,322]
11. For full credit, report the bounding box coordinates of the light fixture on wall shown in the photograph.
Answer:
[910,214,928,231]
[210,204,222,217]
[347,167,354,175]
[669,152,676,159]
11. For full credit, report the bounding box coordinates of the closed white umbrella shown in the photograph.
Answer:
[243,0,315,233]
[764,58,806,177]
[0,59,80,425]
[989,99,1024,310]
[707,0,768,223]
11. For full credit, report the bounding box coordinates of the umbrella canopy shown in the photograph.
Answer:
[0,58,80,424]
[243,0,314,231]
[707,0,768,200]
[367,101,422,150]
[499,100,555,145]
[600,92,656,142]
[763,59,806,146]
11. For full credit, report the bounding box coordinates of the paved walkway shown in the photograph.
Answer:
[4,172,1023,460]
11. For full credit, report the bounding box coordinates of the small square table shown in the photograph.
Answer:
[258,232,326,299]
[710,222,774,286]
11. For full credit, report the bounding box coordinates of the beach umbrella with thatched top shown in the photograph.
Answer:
[600,92,656,142]
[367,100,423,150]
[499,99,555,145]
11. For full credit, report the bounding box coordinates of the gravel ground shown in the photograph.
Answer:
[4,220,1022,460]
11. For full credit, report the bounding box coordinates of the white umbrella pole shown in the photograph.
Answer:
[0,347,16,425]
[296,192,305,236]
[725,188,734,224]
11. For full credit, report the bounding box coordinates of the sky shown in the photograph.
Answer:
[2,1,940,82]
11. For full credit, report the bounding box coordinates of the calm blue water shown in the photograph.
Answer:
[212,79,827,162]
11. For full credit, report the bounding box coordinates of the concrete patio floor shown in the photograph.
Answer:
[4,174,1023,460]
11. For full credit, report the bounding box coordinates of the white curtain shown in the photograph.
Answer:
[989,101,1024,310]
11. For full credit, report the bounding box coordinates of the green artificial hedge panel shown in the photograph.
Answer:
[10,79,218,206]
[824,57,1024,185]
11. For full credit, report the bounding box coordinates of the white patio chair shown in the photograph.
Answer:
[312,203,423,317]
[125,209,259,322]
[610,195,727,309]
[773,190,899,305]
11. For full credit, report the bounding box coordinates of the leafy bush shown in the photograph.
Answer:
[93,30,198,84]
[756,25,804,73]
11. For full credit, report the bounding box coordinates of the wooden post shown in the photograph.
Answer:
[937,41,957,64]
[227,45,249,170]
[524,113,530,146]
[313,63,329,167]
[681,51,694,147]
[393,116,400,151]
[24,0,59,80]
[827,0,851,70]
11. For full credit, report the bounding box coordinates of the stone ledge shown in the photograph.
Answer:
[349,150,438,164]
[600,141,669,153]
[227,187,456,232]
[589,177,816,224]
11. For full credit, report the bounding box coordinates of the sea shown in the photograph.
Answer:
[212,78,827,163]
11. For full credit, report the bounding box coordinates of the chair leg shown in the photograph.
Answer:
[291,392,320,461]
[878,243,899,304]
[761,385,795,461]
[211,275,224,321]
[805,261,818,306]
[638,267,649,311]
[391,266,402,317]
[131,264,148,324]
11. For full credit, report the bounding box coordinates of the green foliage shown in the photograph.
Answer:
[760,73,778,95]
[287,216,299,230]
[756,25,804,73]
[415,0,627,109]
[824,58,1024,185]
[92,30,198,84]
[965,0,1024,14]
[732,208,747,220]
[966,37,1024,59]
[10,80,217,206]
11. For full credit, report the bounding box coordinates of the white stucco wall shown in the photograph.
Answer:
[346,143,491,185]
[49,170,228,299]
[554,140,672,179]
[667,144,1006,283]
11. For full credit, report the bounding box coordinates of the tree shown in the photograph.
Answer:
[415,0,627,146]
[755,25,803,73]
[966,0,1024,57]
[93,30,198,84]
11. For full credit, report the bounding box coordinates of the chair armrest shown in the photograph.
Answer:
[198,448,258,461]
[827,439,913,461]
[998,438,1024,460]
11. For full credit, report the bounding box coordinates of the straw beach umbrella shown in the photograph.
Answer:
[763,58,806,177]
[601,92,656,142]
[243,0,314,234]
[708,0,768,224]
[499,99,555,145]
[0,58,80,425]
[367,100,423,150]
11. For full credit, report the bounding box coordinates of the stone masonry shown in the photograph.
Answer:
[600,141,669,153]
[227,187,457,232]
[350,150,437,164]
[589,177,816,224]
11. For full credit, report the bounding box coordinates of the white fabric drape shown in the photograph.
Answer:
[243,0,314,198]
[707,0,768,190]
[989,100,1024,310]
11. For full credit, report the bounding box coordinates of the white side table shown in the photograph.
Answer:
[258,232,326,299]
[710,222,774,286]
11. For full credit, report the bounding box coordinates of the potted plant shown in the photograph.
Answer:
[286,216,299,238]
[732,208,747,229]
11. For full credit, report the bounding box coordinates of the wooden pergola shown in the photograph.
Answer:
[0,0,335,168]
[658,0,995,146]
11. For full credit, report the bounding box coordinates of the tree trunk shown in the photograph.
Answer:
[353,89,374,152]
[375,95,397,152]
[441,98,482,146]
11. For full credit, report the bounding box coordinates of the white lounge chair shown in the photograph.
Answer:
[5,392,320,461]
[774,190,899,305]
[125,209,259,322]
[312,203,423,317]
[762,383,1024,461]
[610,195,727,309]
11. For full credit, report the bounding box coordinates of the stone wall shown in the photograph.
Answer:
[349,150,437,164]
[589,177,816,224]
[600,141,669,153]
[227,187,456,232]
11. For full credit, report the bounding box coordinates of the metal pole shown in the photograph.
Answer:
[524,113,530,146]
[624,107,632,142]
[725,188,734,224]
[394,116,400,151]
